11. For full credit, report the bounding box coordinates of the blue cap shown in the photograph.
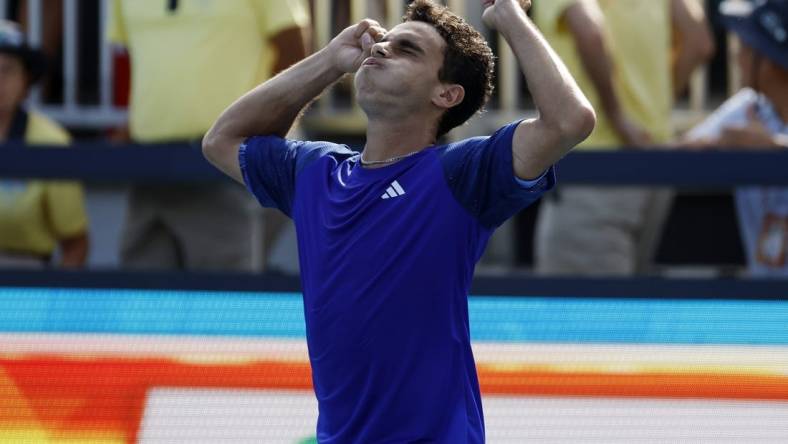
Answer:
[720,0,788,70]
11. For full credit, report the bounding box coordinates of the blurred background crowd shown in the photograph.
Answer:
[0,0,785,279]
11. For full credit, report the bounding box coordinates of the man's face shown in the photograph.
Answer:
[354,21,447,114]
[0,53,28,114]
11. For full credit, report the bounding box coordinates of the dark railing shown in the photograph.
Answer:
[2,142,787,297]
[1,270,786,300]
[2,142,788,186]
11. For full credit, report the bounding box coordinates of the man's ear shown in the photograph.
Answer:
[431,83,465,110]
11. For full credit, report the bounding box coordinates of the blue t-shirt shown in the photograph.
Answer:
[240,122,556,443]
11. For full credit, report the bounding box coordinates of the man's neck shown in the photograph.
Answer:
[362,116,438,168]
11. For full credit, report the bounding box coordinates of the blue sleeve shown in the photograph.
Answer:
[439,121,557,229]
[239,135,343,217]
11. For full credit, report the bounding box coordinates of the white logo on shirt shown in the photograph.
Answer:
[381,180,406,200]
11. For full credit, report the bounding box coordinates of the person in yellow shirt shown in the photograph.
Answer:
[0,20,88,268]
[107,0,309,271]
[532,0,714,275]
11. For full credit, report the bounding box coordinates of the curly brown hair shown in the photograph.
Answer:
[404,0,495,138]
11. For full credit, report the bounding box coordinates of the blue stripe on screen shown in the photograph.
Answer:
[1,288,787,345]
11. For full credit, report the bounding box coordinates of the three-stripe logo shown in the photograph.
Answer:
[381,180,406,200]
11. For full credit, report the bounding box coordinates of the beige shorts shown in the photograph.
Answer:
[534,186,673,276]
[0,251,48,269]
[120,183,256,271]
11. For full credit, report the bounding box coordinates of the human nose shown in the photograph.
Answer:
[371,41,389,58]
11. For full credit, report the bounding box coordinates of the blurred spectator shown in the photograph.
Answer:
[684,0,788,277]
[532,0,714,276]
[0,20,88,268]
[107,0,309,271]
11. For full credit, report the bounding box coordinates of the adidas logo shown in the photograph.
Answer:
[381,180,406,200]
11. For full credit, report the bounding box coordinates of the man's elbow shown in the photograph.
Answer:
[578,105,597,140]
[561,104,597,145]
[201,130,222,166]
[201,135,215,163]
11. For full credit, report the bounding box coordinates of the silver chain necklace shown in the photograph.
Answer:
[359,149,423,166]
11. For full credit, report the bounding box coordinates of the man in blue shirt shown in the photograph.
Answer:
[203,0,595,442]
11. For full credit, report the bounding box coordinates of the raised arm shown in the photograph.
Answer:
[202,19,386,183]
[482,0,596,180]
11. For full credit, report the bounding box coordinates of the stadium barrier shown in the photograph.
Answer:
[1,269,786,299]
[2,142,788,186]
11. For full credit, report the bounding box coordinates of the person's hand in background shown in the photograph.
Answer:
[611,113,653,148]
[715,105,786,149]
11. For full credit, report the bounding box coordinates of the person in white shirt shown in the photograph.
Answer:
[686,0,788,277]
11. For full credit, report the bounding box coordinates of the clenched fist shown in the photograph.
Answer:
[481,0,531,30]
[326,19,387,74]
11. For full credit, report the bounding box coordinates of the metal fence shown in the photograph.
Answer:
[2,0,126,127]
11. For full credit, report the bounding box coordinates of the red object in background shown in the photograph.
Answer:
[113,50,130,107]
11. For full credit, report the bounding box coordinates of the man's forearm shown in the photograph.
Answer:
[203,18,383,182]
[497,8,592,135]
[207,48,344,142]
[202,48,344,182]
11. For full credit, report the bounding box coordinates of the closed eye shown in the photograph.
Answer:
[398,40,424,56]
[380,35,424,57]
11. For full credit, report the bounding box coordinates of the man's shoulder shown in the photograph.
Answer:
[301,140,357,162]
[263,138,357,175]
[435,121,522,155]
[434,136,486,154]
